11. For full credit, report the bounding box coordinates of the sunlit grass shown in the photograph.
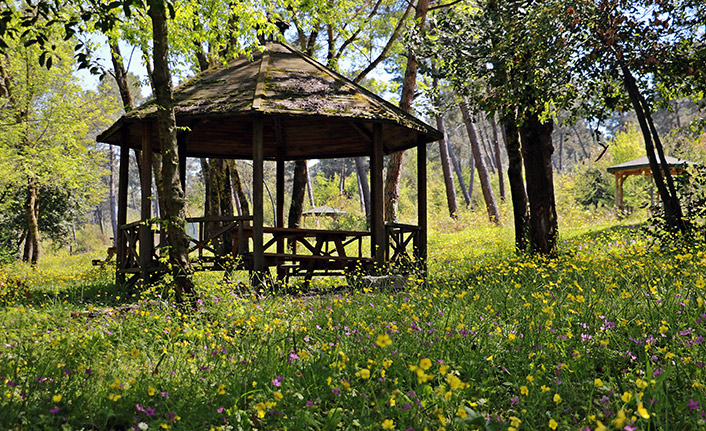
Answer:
[1,218,704,430]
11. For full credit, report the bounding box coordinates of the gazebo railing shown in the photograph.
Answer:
[384,223,421,266]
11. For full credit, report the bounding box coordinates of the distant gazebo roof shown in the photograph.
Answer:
[607,155,696,213]
[303,205,348,217]
[97,41,441,160]
[607,156,695,175]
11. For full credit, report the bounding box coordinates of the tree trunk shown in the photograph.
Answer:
[449,141,471,206]
[109,39,133,111]
[621,65,685,233]
[23,179,40,265]
[500,111,530,251]
[460,101,501,224]
[432,68,458,218]
[384,0,429,222]
[355,157,371,220]
[478,121,496,170]
[339,160,346,196]
[306,165,316,207]
[435,112,458,218]
[109,148,118,246]
[289,161,308,228]
[490,114,505,201]
[227,160,250,216]
[147,0,194,301]
[519,110,557,256]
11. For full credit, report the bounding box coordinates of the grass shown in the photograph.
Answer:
[1,218,705,431]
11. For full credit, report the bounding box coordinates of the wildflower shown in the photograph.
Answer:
[553,393,562,404]
[526,375,534,384]
[274,391,283,400]
[541,385,550,392]
[509,416,521,428]
[595,420,607,431]
[360,369,371,379]
[148,386,156,396]
[419,358,432,370]
[637,402,650,419]
[440,364,449,375]
[548,418,558,430]
[621,391,633,403]
[383,359,393,369]
[138,423,149,430]
[635,378,648,389]
[52,394,62,403]
[456,407,467,418]
[217,384,226,395]
[49,406,60,414]
[687,399,700,410]
[381,419,395,429]
[376,334,392,347]
[612,409,626,428]
[520,385,529,396]
[594,378,603,387]
[109,393,122,402]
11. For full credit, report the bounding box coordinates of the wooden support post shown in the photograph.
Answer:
[140,122,153,283]
[116,129,130,284]
[370,123,385,267]
[417,134,427,271]
[178,133,187,191]
[252,117,265,280]
[275,119,286,281]
[614,174,620,210]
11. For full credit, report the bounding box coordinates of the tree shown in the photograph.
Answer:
[574,0,705,234]
[0,35,109,264]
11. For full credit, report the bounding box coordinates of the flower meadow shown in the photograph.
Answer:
[1,223,705,430]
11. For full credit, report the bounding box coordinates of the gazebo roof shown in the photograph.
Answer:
[607,156,695,174]
[302,205,348,217]
[97,42,441,160]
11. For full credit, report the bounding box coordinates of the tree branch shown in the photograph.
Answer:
[353,1,414,84]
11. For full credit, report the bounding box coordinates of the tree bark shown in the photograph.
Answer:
[519,110,557,256]
[384,0,429,222]
[147,0,194,301]
[460,101,501,224]
[490,113,505,201]
[500,111,530,251]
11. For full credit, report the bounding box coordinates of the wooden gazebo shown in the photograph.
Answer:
[607,155,694,211]
[97,42,441,284]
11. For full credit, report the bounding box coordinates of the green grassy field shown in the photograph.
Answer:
[1,219,705,431]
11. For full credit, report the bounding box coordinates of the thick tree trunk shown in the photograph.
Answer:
[147,0,194,301]
[460,101,501,224]
[23,179,40,265]
[306,166,315,207]
[519,111,557,256]
[384,0,429,222]
[621,65,685,233]
[500,111,530,252]
[288,161,308,228]
[490,114,505,201]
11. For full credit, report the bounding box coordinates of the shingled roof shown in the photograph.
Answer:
[607,156,695,174]
[98,42,441,160]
